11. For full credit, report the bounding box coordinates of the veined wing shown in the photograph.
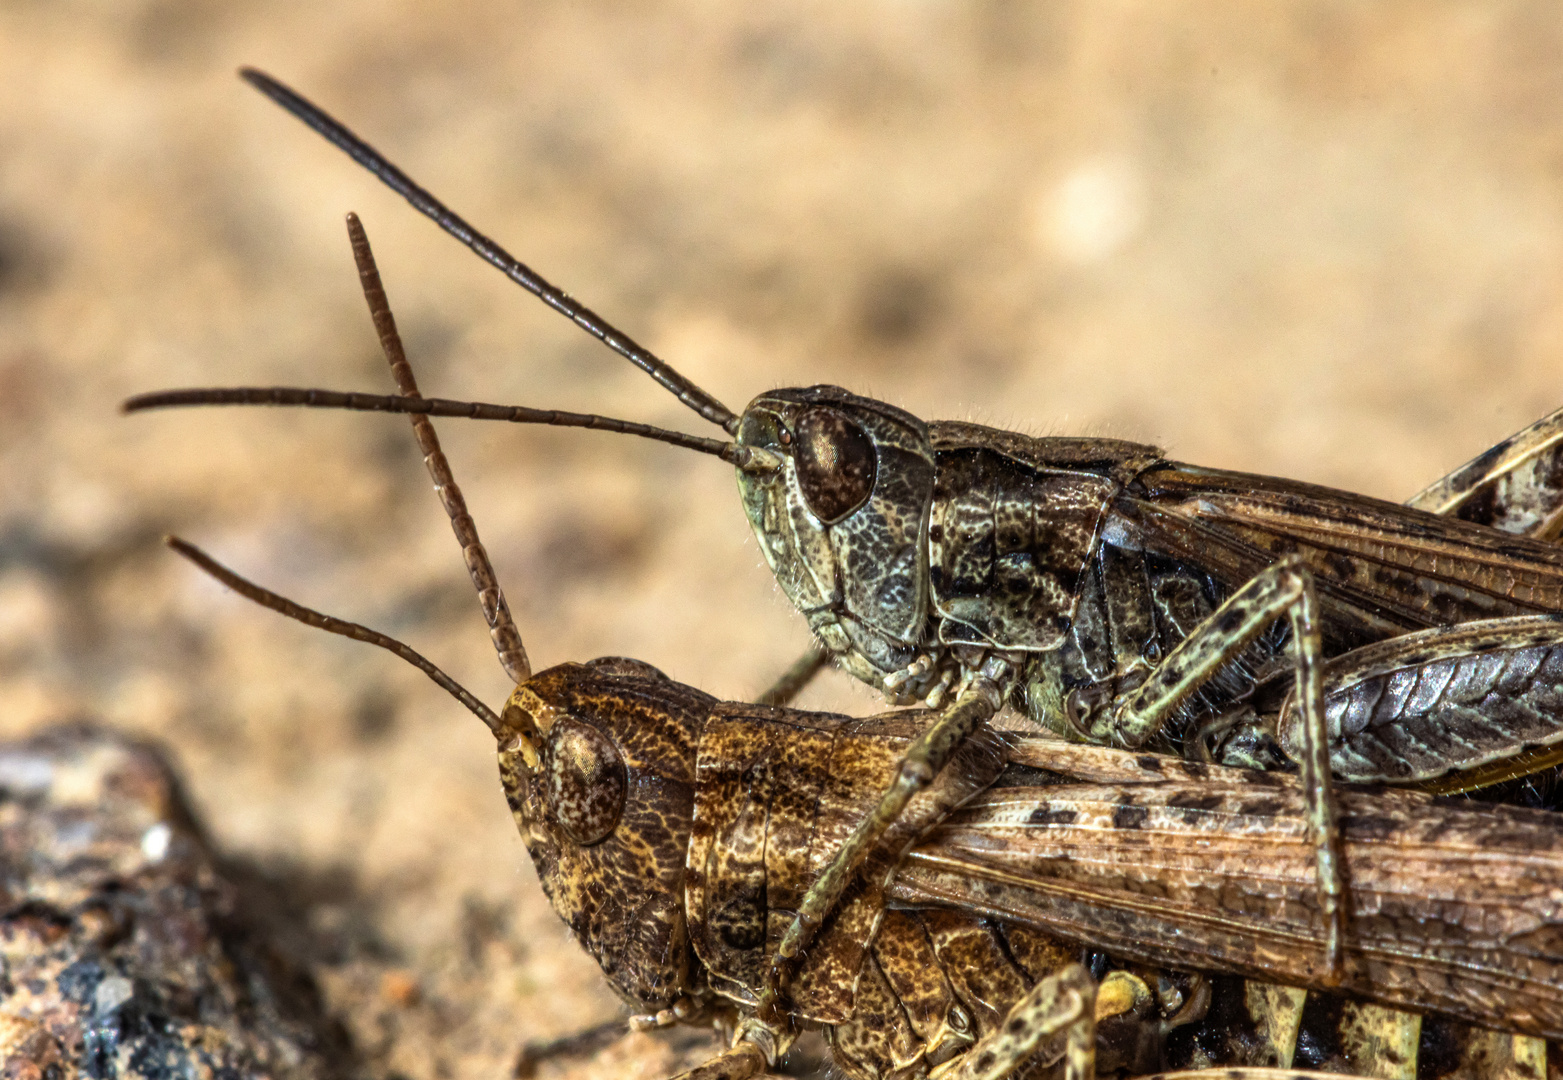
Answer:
[888,774,1563,1040]
[1116,464,1563,644]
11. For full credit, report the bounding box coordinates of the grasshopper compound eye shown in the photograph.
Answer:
[542,717,627,845]
[795,408,877,524]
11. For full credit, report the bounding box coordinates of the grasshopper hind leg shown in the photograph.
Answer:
[1084,556,1345,983]
[1406,399,1563,538]
[1279,614,1563,796]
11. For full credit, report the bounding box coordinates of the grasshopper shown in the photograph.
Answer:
[143,212,1563,1080]
[125,71,1563,1019]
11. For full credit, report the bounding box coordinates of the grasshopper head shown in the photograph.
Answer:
[151,219,733,1020]
[735,385,936,684]
[498,659,714,1012]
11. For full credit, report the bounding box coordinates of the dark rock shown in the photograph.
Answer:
[0,725,353,1079]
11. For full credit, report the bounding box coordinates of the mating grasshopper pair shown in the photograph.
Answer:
[128,72,1563,1079]
[150,211,1563,1080]
[131,69,1563,1016]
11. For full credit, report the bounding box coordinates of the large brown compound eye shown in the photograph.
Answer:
[542,717,627,846]
[794,408,876,525]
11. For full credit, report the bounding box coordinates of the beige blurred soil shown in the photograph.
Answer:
[5,3,1563,1077]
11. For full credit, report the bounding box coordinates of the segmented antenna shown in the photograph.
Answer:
[120,386,758,466]
[346,212,531,685]
[240,67,740,435]
[166,536,503,736]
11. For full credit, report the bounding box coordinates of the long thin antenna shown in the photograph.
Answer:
[166,536,503,736]
[240,67,740,434]
[345,213,531,685]
[121,386,761,467]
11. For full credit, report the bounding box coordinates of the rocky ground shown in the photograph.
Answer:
[5,3,1563,1077]
[0,726,349,1080]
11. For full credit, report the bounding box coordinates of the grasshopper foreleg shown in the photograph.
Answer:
[933,963,1097,1080]
[1087,555,1344,983]
[759,673,1007,1019]
[665,1015,795,1080]
[755,643,831,707]
[666,1041,768,1080]
[512,1018,627,1077]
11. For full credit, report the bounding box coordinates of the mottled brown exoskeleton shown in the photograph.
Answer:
[126,71,1563,1030]
[145,214,1563,1080]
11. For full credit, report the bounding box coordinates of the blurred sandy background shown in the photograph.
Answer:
[5,3,1563,1077]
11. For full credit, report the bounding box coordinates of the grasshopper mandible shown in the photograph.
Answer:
[125,71,1563,1020]
[143,212,1563,1080]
